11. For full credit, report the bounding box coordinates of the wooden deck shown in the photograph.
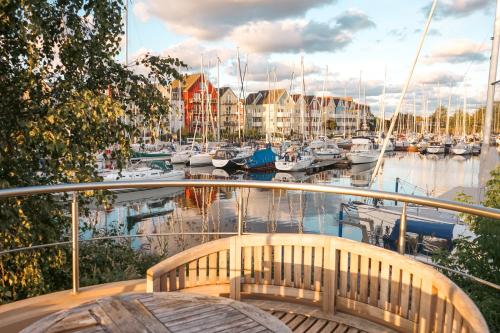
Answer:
[20,292,291,333]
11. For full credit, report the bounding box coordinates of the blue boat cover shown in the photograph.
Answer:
[246,148,277,169]
[389,219,454,241]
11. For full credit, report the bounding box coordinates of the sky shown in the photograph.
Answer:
[124,0,496,117]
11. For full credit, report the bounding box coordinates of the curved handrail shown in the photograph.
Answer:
[0,180,498,219]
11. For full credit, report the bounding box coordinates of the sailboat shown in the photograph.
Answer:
[275,147,314,171]
[451,86,472,155]
[427,141,445,154]
[212,146,253,169]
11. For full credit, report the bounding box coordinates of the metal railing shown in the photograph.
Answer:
[0,180,499,295]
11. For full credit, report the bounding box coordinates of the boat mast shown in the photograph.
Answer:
[217,57,220,142]
[236,48,242,141]
[381,68,387,135]
[463,84,467,139]
[413,92,416,134]
[300,56,305,143]
[446,85,451,137]
[321,65,327,138]
[343,85,347,138]
[437,82,441,136]
[357,71,361,132]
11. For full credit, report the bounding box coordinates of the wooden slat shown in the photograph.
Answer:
[321,321,339,332]
[390,265,401,314]
[208,253,218,284]
[273,245,282,285]
[359,256,369,303]
[169,270,177,291]
[322,241,336,314]
[339,250,349,297]
[160,274,169,292]
[121,299,172,333]
[96,299,147,333]
[178,264,186,289]
[219,250,228,283]
[307,319,328,333]
[417,278,434,333]
[303,246,312,290]
[399,270,411,318]
[287,314,306,330]
[254,246,263,284]
[368,259,380,307]
[263,245,272,284]
[283,245,293,287]
[379,261,390,310]
[293,245,303,288]
[452,309,463,333]
[244,246,253,284]
[230,236,242,300]
[443,299,454,333]
[280,313,296,324]
[294,316,317,333]
[349,253,359,300]
[198,255,208,285]
[409,274,422,322]
[45,310,97,333]
[188,260,197,287]
[434,290,446,333]
[313,246,323,292]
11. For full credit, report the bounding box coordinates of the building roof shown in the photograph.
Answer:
[245,89,287,105]
[170,73,202,92]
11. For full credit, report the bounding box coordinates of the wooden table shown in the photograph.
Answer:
[20,292,291,333]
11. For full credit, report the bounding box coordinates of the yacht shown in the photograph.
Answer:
[212,147,253,169]
[426,141,445,154]
[346,137,380,164]
[451,140,472,155]
[417,140,429,154]
[312,141,343,161]
[171,145,199,164]
[394,138,410,151]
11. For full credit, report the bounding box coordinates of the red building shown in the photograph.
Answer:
[170,73,218,134]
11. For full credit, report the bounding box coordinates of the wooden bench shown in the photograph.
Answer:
[147,234,488,333]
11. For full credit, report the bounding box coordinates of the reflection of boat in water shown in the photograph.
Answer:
[273,172,309,182]
[188,165,215,176]
[350,162,376,187]
[96,187,185,206]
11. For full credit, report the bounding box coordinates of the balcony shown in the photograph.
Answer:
[0,180,496,333]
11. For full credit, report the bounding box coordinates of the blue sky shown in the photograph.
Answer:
[124,0,495,116]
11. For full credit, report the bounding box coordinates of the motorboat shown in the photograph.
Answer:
[426,142,445,154]
[211,147,253,169]
[451,140,472,155]
[346,137,380,164]
[312,141,343,162]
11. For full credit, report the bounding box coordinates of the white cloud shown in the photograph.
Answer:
[141,0,335,40]
[424,39,489,64]
[423,0,492,18]
[133,2,150,23]
[161,39,233,69]
[230,9,375,53]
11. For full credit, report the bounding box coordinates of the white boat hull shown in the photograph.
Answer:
[451,147,471,155]
[275,158,313,171]
[427,146,445,154]
[171,151,191,164]
[347,152,379,164]
[189,153,212,166]
[212,158,230,168]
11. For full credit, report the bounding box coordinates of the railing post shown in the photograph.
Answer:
[72,192,79,295]
[237,188,243,235]
[398,202,407,255]
[395,177,399,205]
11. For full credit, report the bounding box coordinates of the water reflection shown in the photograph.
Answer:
[84,152,490,256]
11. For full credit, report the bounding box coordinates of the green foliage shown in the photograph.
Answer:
[433,166,500,331]
[0,0,184,303]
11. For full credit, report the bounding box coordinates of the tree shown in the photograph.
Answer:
[433,166,500,331]
[0,0,184,303]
